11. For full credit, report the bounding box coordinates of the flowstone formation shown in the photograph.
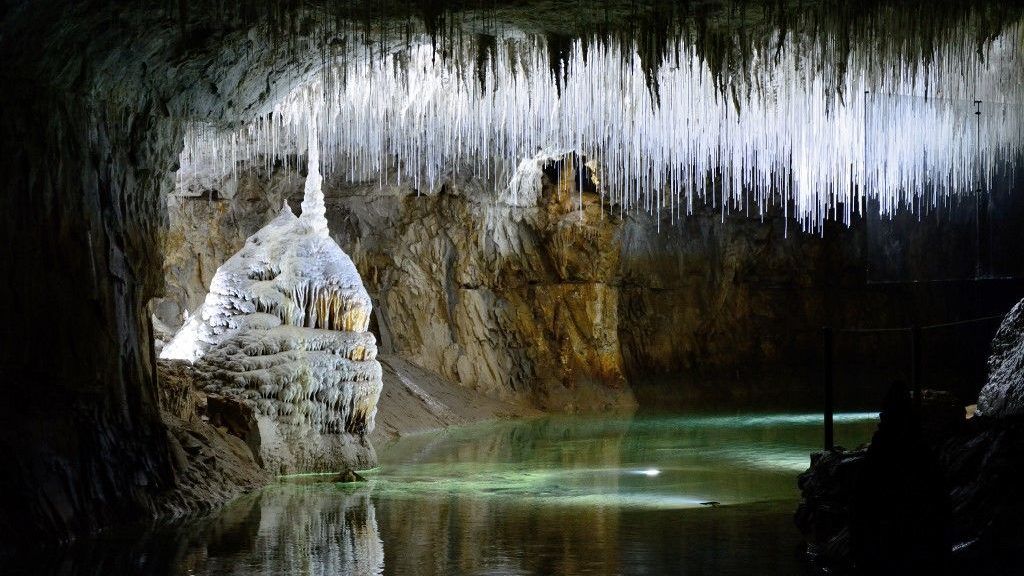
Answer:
[162,127,382,473]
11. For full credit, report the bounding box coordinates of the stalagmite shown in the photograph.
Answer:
[300,120,329,235]
[162,120,382,473]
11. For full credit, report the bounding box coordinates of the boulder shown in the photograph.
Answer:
[334,469,367,483]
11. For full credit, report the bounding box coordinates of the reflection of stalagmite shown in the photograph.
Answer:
[188,487,384,575]
[162,122,382,472]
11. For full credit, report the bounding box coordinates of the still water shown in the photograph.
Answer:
[21,413,878,575]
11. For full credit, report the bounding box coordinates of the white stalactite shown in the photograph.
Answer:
[178,24,1024,233]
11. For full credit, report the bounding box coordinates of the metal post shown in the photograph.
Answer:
[823,326,834,451]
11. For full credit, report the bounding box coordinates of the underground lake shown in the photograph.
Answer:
[12,412,878,575]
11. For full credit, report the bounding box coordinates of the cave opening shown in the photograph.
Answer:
[4,1,1024,575]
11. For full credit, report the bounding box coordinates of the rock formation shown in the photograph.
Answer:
[162,125,382,473]
[977,299,1024,418]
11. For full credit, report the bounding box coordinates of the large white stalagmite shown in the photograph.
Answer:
[162,121,383,473]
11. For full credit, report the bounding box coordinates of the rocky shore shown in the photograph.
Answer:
[796,301,1024,575]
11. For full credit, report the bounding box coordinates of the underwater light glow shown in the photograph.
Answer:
[360,413,882,512]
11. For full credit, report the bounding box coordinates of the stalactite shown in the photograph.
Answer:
[178,11,1024,233]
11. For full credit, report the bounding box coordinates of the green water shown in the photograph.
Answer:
[15,412,878,575]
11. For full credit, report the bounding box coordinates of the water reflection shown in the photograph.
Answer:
[11,412,877,576]
[11,487,384,576]
[183,486,384,575]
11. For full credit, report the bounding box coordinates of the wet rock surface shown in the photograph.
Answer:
[978,299,1024,418]
[938,417,1024,575]
[151,350,525,523]
[796,390,953,574]
[334,469,366,483]
[798,416,1024,576]
[154,360,270,517]
[370,353,537,449]
[795,448,866,572]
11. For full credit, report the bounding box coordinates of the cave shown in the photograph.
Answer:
[3,1,1024,574]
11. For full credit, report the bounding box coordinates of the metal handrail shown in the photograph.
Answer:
[821,314,1005,450]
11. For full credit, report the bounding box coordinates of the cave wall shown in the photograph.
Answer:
[0,83,178,553]
[0,0,327,551]
[331,170,630,412]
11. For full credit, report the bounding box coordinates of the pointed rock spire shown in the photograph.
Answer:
[300,118,329,235]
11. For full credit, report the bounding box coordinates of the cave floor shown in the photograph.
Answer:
[9,412,878,575]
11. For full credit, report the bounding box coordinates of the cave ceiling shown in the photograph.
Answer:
[3,0,1022,231]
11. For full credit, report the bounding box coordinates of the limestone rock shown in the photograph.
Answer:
[977,299,1024,418]
[795,448,866,573]
[322,151,634,412]
[334,469,366,483]
[157,359,205,422]
[159,142,1024,418]
[155,360,271,519]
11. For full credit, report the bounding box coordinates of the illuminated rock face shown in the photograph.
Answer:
[162,129,382,473]
[978,299,1024,418]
